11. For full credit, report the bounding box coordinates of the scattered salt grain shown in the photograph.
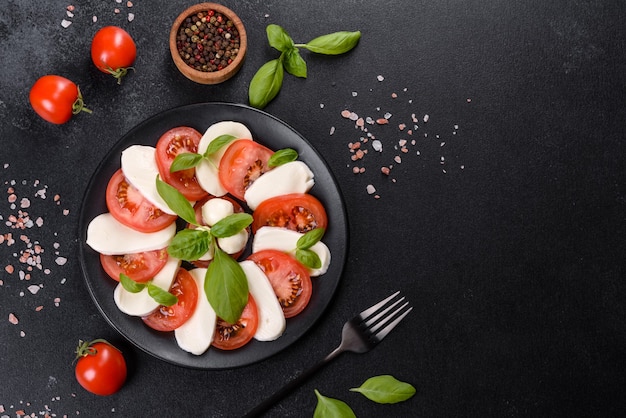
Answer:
[61,19,72,28]
[377,75,384,81]
[66,11,74,18]
[27,285,41,295]
[93,15,98,23]
[394,156,402,164]
[423,114,429,123]
[9,313,18,324]
[128,13,135,22]
[329,126,335,135]
[372,140,383,152]
[351,91,358,97]
[366,184,376,195]
[55,257,67,266]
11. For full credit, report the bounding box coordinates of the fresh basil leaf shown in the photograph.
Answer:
[283,48,307,78]
[296,248,322,269]
[313,390,356,418]
[349,375,416,404]
[167,228,211,261]
[204,134,236,156]
[204,247,249,324]
[297,227,325,250]
[268,148,299,168]
[302,31,361,55]
[170,152,203,172]
[266,24,294,52]
[156,176,197,225]
[147,283,178,307]
[119,273,146,293]
[249,58,284,109]
[210,213,253,238]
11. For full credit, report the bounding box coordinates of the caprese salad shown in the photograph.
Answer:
[86,121,331,356]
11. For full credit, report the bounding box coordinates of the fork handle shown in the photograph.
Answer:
[242,346,344,417]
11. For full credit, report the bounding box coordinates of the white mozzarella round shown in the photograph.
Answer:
[217,229,249,255]
[196,121,253,197]
[174,268,217,355]
[113,257,181,317]
[201,198,234,226]
[86,213,176,255]
[120,145,176,215]
[244,161,315,210]
[252,226,331,277]
[239,260,286,341]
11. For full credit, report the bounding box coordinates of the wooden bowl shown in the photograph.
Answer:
[169,3,247,84]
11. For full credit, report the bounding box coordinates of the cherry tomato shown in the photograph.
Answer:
[155,127,209,201]
[188,196,248,268]
[105,169,177,233]
[218,139,274,201]
[142,268,199,332]
[252,193,328,234]
[91,26,137,84]
[212,294,259,350]
[247,249,312,318]
[100,248,168,282]
[29,75,91,124]
[74,339,127,396]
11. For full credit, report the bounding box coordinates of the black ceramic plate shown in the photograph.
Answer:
[78,103,348,369]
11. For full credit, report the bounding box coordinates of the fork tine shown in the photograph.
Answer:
[359,290,401,319]
[363,296,405,329]
[372,303,413,341]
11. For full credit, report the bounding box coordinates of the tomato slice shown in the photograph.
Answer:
[155,126,208,201]
[218,139,274,201]
[247,250,312,318]
[212,294,259,350]
[99,248,168,283]
[142,268,198,332]
[189,195,248,268]
[106,169,177,233]
[252,193,328,234]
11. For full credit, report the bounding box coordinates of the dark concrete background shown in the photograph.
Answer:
[1,0,625,416]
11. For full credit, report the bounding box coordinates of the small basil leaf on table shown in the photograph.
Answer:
[119,273,145,293]
[283,48,307,78]
[210,213,253,238]
[302,31,362,55]
[147,283,178,306]
[170,152,203,172]
[266,24,294,52]
[313,390,356,418]
[249,58,284,109]
[204,247,249,324]
[167,228,211,261]
[349,375,416,404]
[267,148,299,168]
[155,176,197,225]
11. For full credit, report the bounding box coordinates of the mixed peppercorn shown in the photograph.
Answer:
[176,10,240,72]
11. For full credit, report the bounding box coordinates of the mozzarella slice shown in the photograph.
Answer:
[86,213,176,255]
[196,121,253,197]
[174,268,217,355]
[252,226,331,277]
[244,161,315,210]
[201,198,234,226]
[113,257,181,317]
[240,260,285,341]
[120,145,176,215]
[218,229,249,255]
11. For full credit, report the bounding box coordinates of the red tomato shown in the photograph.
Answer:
[218,139,274,201]
[74,339,127,396]
[189,196,248,268]
[91,26,137,84]
[252,193,328,233]
[100,248,168,282]
[142,268,199,332]
[29,75,91,124]
[212,294,259,350]
[105,169,177,233]
[247,249,312,318]
[155,127,208,201]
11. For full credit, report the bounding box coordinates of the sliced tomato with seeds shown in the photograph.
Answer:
[105,169,177,233]
[247,249,312,318]
[212,294,259,350]
[155,126,208,201]
[252,193,328,234]
[218,139,274,201]
[100,248,168,283]
[142,268,198,332]
[188,195,248,268]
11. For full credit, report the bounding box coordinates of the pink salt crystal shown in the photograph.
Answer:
[8,313,18,324]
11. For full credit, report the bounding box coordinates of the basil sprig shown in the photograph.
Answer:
[249,25,361,109]
[119,273,178,307]
[155,176,252,324]
[169,134,237,172]
[350,375,416,404]
[295,227,325,269]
